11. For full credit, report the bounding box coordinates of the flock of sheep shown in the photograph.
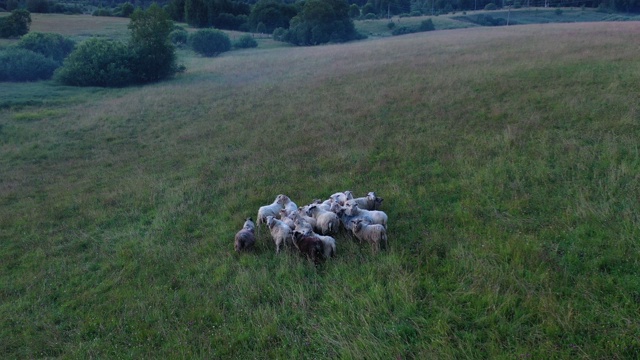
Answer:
[234,191,388,263]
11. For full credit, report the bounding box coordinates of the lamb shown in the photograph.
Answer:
[345,202,387,228]
[351,219,388,253]
[234,218,256,252]
[266,215,293,253]
[257,195,285,227]
[292,230,324,264]
[350,192,383,210]
[306,204,340,235]
[277,194,298,217]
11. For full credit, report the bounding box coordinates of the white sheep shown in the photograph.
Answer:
[314,233,336,258]
[350,192,383,210]
[345,202,387,228]
[277,194,298,217]
[266,215,293,254]
[257,195,285,227]
[278,209,296,229]
[352,219,388,253]
[295,206,318,230]
[306,204,340,235]
[330,191,353,206]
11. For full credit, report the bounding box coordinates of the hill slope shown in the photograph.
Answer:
[1,22,639,358]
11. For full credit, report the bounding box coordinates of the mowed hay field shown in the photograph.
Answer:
[1,19,640,358]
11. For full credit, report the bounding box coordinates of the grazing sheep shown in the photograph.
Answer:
[266,215,293,254]
[257,195,285,227]
[277,194,298,216]
[292,230,324,264]
[351,219,388,253]
[234,218,256,252]
[350,192,383,211]
[345,202,387,228]
[306,204,340,235]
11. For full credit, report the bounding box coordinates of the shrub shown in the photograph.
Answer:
[391,26,415,36]
[169,28,188,46]
[485,3,498,10]
[555,8,563,15]
[387,21,395,30]
[272,27,286,41]
[410,10,422,16]
[419,19,435,31]
[54,38,133,87]
[233,34,257,49]
[0,9,31,38]
[0,47,58,81]
[364,13,377,20]
[16,32,75,63]
[188,29,231,57]
[283,0,363,46]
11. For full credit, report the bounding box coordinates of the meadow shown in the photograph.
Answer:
[1,15,640,358]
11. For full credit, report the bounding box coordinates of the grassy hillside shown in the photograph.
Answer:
[2,20,640,358]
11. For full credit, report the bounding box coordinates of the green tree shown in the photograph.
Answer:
[128,4,177,83]
[185,0,208,27]
[284,0,363,46]
[348,4,361,18]
[248,0,297,33]
[0,9,32,38]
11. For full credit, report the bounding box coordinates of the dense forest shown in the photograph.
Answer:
[1,0,639,26]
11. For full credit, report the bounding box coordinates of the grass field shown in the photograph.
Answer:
[1,16,640,358]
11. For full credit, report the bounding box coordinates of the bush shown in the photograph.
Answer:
[16,32,75,63]
[0,47,58,81]
[233,34,257,49]
[0,9,31,38]
[387,21,395,30]
[419,19,435,31]
[189,29,231,57]
[272,27,286,41]
[54,38,133,87]
[169,28,188,46]
[364,13,377,20]
[283,0,363,46]
[484,3,498,10]
[391,26,415,36]
[555,8,563,15]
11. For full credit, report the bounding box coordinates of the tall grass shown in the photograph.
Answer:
[1,22,639,358]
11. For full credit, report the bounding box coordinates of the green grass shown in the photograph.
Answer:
[2,20,640,358]
[355,8,640,37]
